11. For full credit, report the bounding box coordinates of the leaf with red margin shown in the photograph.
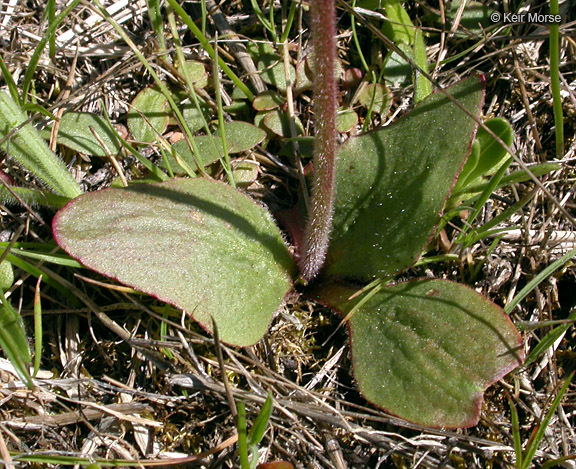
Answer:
[311,279,524,428]
[53,178,296,346]
[324,76,485,281]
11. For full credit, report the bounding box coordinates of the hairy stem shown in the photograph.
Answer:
[299,0,338,282]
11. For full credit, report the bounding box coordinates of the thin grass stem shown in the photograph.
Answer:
[549,0,563,157]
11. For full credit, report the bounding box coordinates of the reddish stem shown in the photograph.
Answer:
[299,0,338,282]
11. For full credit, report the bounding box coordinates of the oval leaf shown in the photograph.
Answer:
[128,87,170,144]
[215,121,266,153]
[312,279,524,428]
[357,82,391,117]
[53,178,296,346]
[56,112,122,156]
[324,76,484,281]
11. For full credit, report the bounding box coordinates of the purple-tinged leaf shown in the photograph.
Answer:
[324,76,484,281]
[53,178,296,346]
[312,279,524,428]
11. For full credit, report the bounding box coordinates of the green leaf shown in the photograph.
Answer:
[261,110,304,137]
[383,43,413,87]
[248,392,273,446]
[324,76,484,281]
[182,101,211,133]
[457,117,513,190]
[127,86,170,144]
[164,122,265,174]
[357,83,391,117]
[178,60,207,87]
[0,261,14,290]
[0,91,82,198]
[258,52,295,93]
[214,121,266,153]
[233,161,259,188]
[312,279,524,428]
[253,91,285,111]
[446,0,496,37]
[336,108,359,133]
[0,290,33,388]
[53,178,296,346]
[381,0,416,46]
[55,112,122,156]
[167,136,227,172]
[413,28,431,102]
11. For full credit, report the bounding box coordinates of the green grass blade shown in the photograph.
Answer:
[456,157,512,243]
[237,401,250,469]
[0,92,82,198]
[505,246,576,314]
[0,289,33,388]
[248,392,273,446]
[3,252,79,303]
[146,0,167,51]
[212,43,235,187]
[21,0,82,103]
[91,0,207,176]
[549,0,563,157]
[507,392,523,468]
[523,308,576,368]
[279,0,298,44]
[47,0,56,57]
[0,54,20,102]
[33,276,43,377]
[521,371,574,469]
[165,0,254,100]
[458,192,533,247]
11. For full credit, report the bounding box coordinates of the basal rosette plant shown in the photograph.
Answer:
[52,0,523,428]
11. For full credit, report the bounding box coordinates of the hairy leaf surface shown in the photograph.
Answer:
[325,76,484,280]
[53,178,296,346]
[313,279,524,428]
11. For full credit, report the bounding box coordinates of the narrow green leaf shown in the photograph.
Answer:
[53,178,296,346]
[521,372,574,469]
[505,246,576,315]
[508,393,523,468]
[0,290,33,388]
[457,118,514,190]
[0,185,71,208]
[325,76,484,281]
[522,308,576,369]
[248,392,273,446]
[312,279,524,428]
[237,401,250,469]
[413,28,431,103]
[0,92,82,198]
[381,0,416,46]
[0,54,20,103]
